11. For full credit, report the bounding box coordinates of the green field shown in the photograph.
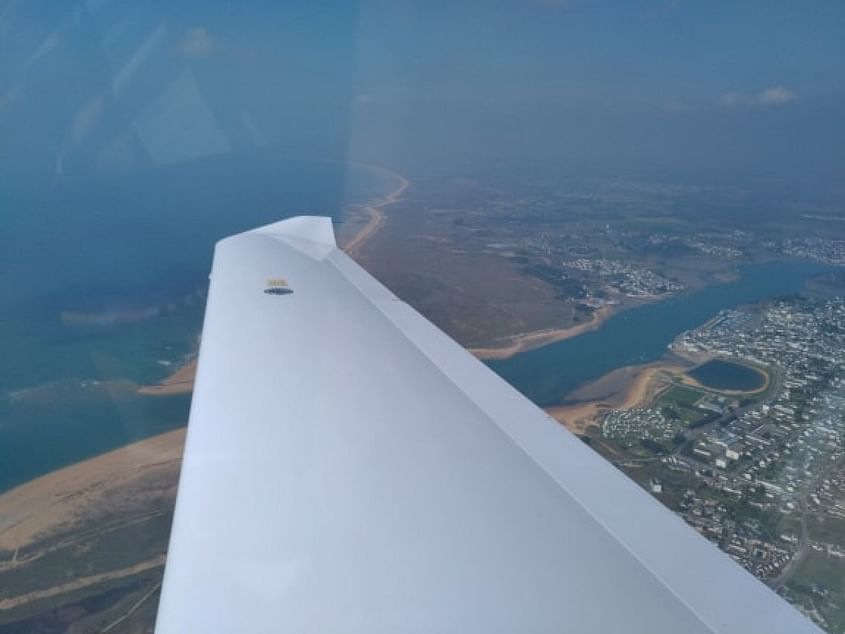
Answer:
[787,552,845,631]
[794,553,845,595]
[807,514,845,548]
[661,385,705,408]
[656,384,710,426]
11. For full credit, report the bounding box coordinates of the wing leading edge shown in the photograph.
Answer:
[154,216,819,633]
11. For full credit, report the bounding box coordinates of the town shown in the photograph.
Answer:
[562,258,685,298]
[593,297,845,631]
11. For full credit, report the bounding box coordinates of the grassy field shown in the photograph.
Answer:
[661,384,705,408]
[655,383,711,426]
[807,514,845,549]
[787,552,845,632]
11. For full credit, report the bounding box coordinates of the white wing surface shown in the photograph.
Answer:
[154,216,819,633]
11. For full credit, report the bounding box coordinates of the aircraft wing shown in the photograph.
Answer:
[154,216,819,633]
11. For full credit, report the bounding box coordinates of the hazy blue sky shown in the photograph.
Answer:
[1,0,843,182]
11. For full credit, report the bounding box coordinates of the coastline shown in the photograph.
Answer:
[136,163,411,400]
[469,305,614,360]
[342,166,409,258]
[0,428,185,553]
[0,162,412,601]
[545,360,689,435]
[0,428,184,617]
[137,359,197,396]
[0,160,409,522]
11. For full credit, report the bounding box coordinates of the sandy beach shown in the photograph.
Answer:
[0,428,185,554]
[469,305,614,360]
[137,359,197,396]
[145,302,602,398]
[342,167,410,258]
[545,361,688,435]
[135,167,410,400]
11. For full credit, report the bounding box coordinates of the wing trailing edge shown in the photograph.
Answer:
[155,216,820,634]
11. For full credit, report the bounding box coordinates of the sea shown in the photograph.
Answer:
[0,152,393,493]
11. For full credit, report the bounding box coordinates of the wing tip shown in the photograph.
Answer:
[250,215,336,247]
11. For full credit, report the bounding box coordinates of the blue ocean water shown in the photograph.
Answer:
[0,153,392,493]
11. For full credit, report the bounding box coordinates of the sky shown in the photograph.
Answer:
[0,0,843,184]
